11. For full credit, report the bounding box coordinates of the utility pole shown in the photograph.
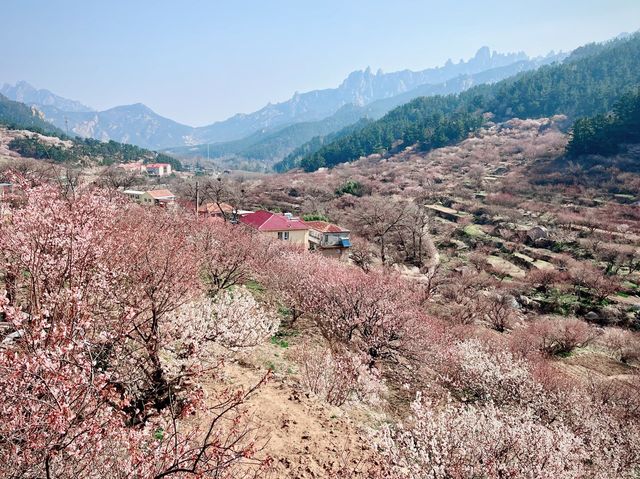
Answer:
[64,116,69,137]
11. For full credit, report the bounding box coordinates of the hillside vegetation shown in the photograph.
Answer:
[8,135,182,169]
[2,109,640,479]
[1,95,182,169]
[0,93,65,136]
[567,89,640,157]
[295,33,640,171]
[273,118,373,172]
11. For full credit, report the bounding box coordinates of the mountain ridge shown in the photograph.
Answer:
[169,54,565,167]
[2,46,561,151]
[294,32,640,171]
[1,80,93,113]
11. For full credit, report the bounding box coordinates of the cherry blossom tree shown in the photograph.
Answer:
[379,393,587,479]
[261,248,432,365]
[600,327,640,363]
[0,180,270,478]
[197,221,277,297]
[568,262,620,304]
[509,317,597,357]
[174,287,279,351]
[288,339,383,406]
[309,266,423,365]
[348,196,407,264]
[348,236,376,273]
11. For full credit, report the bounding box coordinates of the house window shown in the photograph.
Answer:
[277,231,290,240]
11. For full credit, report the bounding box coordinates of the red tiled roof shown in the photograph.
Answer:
[146,189,175,199]
[239,210,308,232]
[304,221,349,233]
[146,163,171,168]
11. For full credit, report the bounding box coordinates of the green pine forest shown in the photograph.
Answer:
[567,89,640,157]
[0,94,182,170]
[289,33,640,172]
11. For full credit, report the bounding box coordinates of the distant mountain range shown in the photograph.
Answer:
[291,32,640,172]
[1,46,565,156]
[34,103,193,150]
[0,93,182,170]
[169,55,565,164]
[0,92,66,136]
[0,81,93,113]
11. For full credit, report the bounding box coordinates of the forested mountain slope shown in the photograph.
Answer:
[3,48,561,154]
[170,55,564,167]
[567,89,640,158]
[296,34,640,171]
[0,93,66,136]
[0,95,181,169]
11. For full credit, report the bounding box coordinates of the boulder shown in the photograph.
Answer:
[527,225,549,243]
[585,311,600,321]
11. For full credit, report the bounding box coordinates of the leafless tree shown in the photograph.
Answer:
[97,166,141,192]
[349,196,406,264]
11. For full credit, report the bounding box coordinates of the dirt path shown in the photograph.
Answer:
[200,345,384,478]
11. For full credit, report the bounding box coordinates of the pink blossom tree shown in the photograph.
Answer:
[0,180,270,478]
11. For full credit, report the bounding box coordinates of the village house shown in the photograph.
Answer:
[117,162,146,174]
[305,221,351,259]
[125,189,176,207]
[140,189,176,207]
[123,189,144,202]
[145,163,172,177]
[200,202,235,219]
[174,199,253,219]
[239,210,308,245]
[116,162,173,177]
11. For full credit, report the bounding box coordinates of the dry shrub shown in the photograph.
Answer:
[510,317,598,357]
[567,262,621,303]
[525,268,566,293]
[435,268,489,326]
[482,293,518,332]
[600,328,640,363]
[485,192,520,208]
[288,340,384,406]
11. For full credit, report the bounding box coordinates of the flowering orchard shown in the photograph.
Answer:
[1,177,639,478]
[0,180,274,478]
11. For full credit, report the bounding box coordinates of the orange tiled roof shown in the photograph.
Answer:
[146,189,175,199]
[205,202,234,214]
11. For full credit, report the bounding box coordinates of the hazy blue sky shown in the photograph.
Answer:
[2,0,639,125]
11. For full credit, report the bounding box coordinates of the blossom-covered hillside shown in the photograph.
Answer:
[1,113,639,477]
